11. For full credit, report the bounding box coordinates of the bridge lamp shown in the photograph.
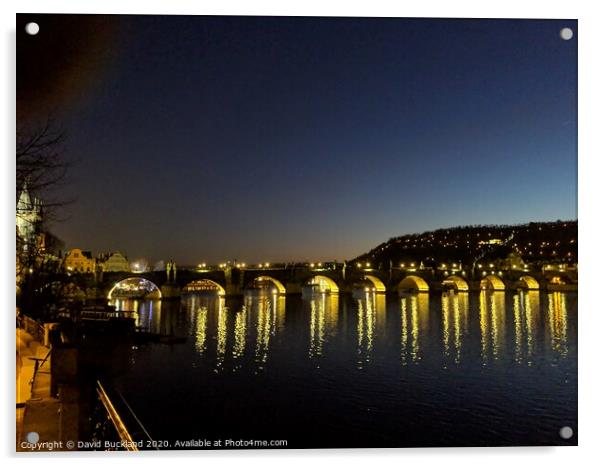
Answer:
[265,262,270,267]
[258,264,263,268]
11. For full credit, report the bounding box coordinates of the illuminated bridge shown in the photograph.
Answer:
[66,263,577,300]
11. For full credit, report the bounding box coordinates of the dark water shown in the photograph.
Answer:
[111,289,577,448]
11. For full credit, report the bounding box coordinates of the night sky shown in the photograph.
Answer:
[17,15,577,264]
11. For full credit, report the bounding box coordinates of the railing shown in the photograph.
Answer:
[57,308,137,322]
[17,315,45,343]
[29,348,51,399]
[96,380,157,451]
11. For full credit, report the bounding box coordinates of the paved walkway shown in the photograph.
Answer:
[16,328,60,452]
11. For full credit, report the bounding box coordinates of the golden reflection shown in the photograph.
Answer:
[512,290,541,364]
[194,307,208,354]
[232,305,248,361]
[309,294,340,358]
[546,292,568,358]
[479,291,506,363]
[255,297,271,365]
[182,294,225,357]
[400,293,429,364]
[251,294,286,367]
[441,292,467,364]
[357,290,386,369]
[216,300,228,369]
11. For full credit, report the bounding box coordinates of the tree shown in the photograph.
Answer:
[16,118,72,319]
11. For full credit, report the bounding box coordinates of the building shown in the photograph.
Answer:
[97,251,131,272]
[63,248,96,273]
[16,182,42,252]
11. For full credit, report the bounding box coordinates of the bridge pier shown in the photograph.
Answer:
[160,284,181,299]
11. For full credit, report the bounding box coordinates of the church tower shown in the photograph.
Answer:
[16,182,42,250]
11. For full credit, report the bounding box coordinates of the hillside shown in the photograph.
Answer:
[354,220,577,268]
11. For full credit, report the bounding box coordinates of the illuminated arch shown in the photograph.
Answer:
[306,275,340,293]
[108,277,162,299]
[363,275,387,293]
[516,275,539,290]
[480,275,505,291]
[251,276,287,294]
[183,279,226,296]
[398,275,430,293]
[442,275,469,292]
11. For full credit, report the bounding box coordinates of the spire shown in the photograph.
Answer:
[17,181,33,213]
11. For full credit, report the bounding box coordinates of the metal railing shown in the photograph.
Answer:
[17,315,45,343]
[96,380,157,451]
[29,348,51,399]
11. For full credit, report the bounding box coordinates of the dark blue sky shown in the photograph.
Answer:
[19,16,577,264]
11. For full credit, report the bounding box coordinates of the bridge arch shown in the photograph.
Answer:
[183,279,226,296]
[442,275,469,292]
[362,275,387,293]
[398,275,430,293]
[108,277,162,299]
[480,275,505,291]
[250,276,287,294]
[306,275,340,294]
[516,275,539,290]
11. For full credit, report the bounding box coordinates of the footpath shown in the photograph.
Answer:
[16,327,60,452]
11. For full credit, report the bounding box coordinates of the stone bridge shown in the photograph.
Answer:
[67,264,578,300]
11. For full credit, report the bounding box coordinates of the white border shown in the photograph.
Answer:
[2,1,601,465]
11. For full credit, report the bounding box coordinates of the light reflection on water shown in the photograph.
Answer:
[112,290,573,369]
[112,290,576,447]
